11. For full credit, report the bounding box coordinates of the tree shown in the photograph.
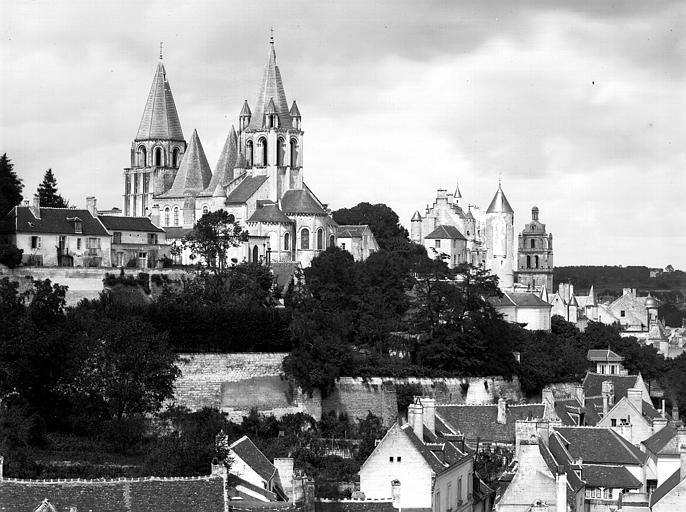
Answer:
[37,168,69,207]
[177,209,248,274]
[332,202,410,250]
[0,153,23,216]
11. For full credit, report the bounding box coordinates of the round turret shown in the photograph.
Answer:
[645,296,658,309]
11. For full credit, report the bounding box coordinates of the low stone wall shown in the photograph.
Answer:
[322,378,398,426]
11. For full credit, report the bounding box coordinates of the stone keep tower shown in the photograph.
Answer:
[484,183,515,290]
[123,54,187,217]
[517,206,554,293]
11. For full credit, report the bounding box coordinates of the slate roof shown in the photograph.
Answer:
[248,42,292,130]
[225,175,269,204]
[490,291,552,308]
[411,211,422,221]
[486,184,514,214]
[582,464,641,488]
[290,100,301,117]
[163,130,213,198]
[136,60,184,141]
[582,372,641,399]
[98,215,164,233]
[4,206,109,236]
[229,435,276,483]
[164,227,193,240]
[552,427,647,465]
[337,225,371,238]
[643,425,678,456]
[399,423,448,474]
[0,476,225,512]
[650,467,683,507]
[425,225,466,240]
[201,126,238,196]
[281,188,327,215]
[587,349,624,363]
[554,397,601,426]
[436,403,545,444]
[247,203,292,224]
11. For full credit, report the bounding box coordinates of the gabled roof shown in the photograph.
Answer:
[643,425,678,456]
[248,41,292,130]
[399,423,447,474]
[225,175,269,204]
[247,203,292,224]
[229,435,277,483]
[136,60,184,141]
[5,206,109,236]
[436,403,545,444]
[582,464,641,488]
[98,215,164,233]
[281,188,328,216]
[587,348,624,363]
[486,184,514,214]
[552,427,647,465]
[491,291,552,308]
[201,126,238,197]
[337,225,371,238]
[425,225,466,240]
[164,227,193,240]
[163,129,213,198]
[554,397,601,426]
[650,467,684,507]
[582,372,641,400]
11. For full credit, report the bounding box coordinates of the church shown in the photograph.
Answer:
[123,38,337,267]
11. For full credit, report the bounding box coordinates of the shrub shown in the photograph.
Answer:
[0,244,23,267]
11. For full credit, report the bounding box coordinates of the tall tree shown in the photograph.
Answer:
[333,202,410,250]
[0,153,23,216]
[37,168,69,208]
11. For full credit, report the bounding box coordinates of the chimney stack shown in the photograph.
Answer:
[542,388,555,419]
[673,404,680,422]
[575,385,585,406]
[627,388,642,415]
[497,398,507,425]
[408,401,424,440]
[418,397,436,435]
[86,196,97,217]
[601,380,614,416]
[653,417,668,433]
[30,194,41,220]
[150,203,161,227]
[678,427,686,481]
[556,465,567,512]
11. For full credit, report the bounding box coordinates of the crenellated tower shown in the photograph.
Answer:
[124,53,186,216]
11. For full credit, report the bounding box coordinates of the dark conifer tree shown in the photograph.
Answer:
[0,153,24,216]
[37,168,69,208]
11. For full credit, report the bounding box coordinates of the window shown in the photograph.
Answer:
[143,173,150,193]
[447,483,452,509]
[246,140,254,168]
[301,229,310,250]
[277,138,285,166]
[284,232,290,251]
[125,174,131,195]
[202,205,209,215]
[535,255,539,268]
[457,477,462,502]
[611,419,617,426]
[138,146,147,167]
[155,147,163,166]
[164,207,170,226]
[603,488,610,499]
[113,232,122,244]
[435,239,441,248]
[148,233,158,245]
[74,221,82,234]
[329,234,335,248]
[530,239,535,248]
[317,229,323,250]
[77,238,82,250]
[173,207,179,226]
[172,147,180,167]
[397,456,401,462]
[526,255,531,268]
[620,310,626,317]
[31,236,41,249]
[87,238,100,249]
[389,457,394,462]
[257,138,268,166]
[58,236,66,250]
[290,138,299,167]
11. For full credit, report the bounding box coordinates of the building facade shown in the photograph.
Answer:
[516,206,553,293]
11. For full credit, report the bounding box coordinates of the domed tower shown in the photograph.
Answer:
[485,183,515,290]
[124,51,186,216]
[516,206,554,293]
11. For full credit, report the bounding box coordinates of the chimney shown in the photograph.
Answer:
[627,388,642,415]
[542,388,555,418]
[408,402,424,440]
[662,399,666,417]
[575,384,585,406]
[673,404,680,422]
[679,427,686,481]
[556,465,567,512]
[86,196,97,216]
[497,398,507,425]
[150,203,161,227]
[653,417,668,433]
[602,380,615,415]
[419,397,436,435]
[30,194,41,220]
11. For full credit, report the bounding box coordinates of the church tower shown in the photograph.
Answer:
[236,35,304,201]
[124,51,186,217]
[516,206,554,293]
[485,183,515,290]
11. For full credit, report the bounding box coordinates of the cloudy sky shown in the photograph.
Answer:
[2,1,684,267]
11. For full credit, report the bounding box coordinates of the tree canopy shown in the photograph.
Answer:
[0,153,23,216]
[332,202,410,250]
[37,169,69,208]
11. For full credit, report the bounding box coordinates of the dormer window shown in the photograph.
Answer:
[67,217,83,234]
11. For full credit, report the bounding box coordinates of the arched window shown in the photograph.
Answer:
[246,140,254,168]
[172,147,180,167]
[257,138,268,166]
[164,207,170,226]
[284,232,290,251]
[535,255,539,269]
[202,205,209,215]
[530,239,535,249]
[252,245,259,263]
[316,229,323,250]
[290,138,298,167]
[329,234,335,248]
[138,146,147,167]
[526,255,531,268]
[155,147,163,166]
[300,228,310,250]
[277,138,285,166]
[173,207,179,226]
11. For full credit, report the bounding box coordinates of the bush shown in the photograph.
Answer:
[0,244,23,267]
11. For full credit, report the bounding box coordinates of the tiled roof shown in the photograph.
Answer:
[225,175,269,204]
[0,476,225,512]
[281,188,327,216]
[554,397,601,426]
[201,126,238,196]
[247,203,292,224]
[229,435,276,483]
[490,292,552,308]
[164,227,193,240]
[650,467,683,507]
[582,464,641,488]
[587,349,624,363]
[98,215,164,233]
[425,225,466,240]
[552,427,647,465]
[582,372,640,399]
[337,225,370,238]
[136,61,184,141]
[163,130,213,198]
[436,404,545,444]
[248,43,292,130]
[486,184,514,214]
[5,206,109,236]
[643,425,678,456]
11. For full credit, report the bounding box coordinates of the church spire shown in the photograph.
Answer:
[248,37,291,130]
[486,182,514,214]
[164,129,212,197]
[203,126,238,195]
[136,57,184,141]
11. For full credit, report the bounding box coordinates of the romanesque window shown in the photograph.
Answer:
[277,138,285,166]
[329,234,335,248]
[316,229,323,250]
[246,140,254,168]
[138,146,147,167]
[252,245,259,262]
[257,138,268,166]
[535,255,539,268]
[290,138,298,167]
[143,173,150,193]
[164,207,170,226]
[526,255,531,268]
[202,205,209,215]
[284,232,290,251]
[173,207,179,226]
[530,239,535,249]
[172,147,180,167]
[301,228,310,250]
[155,147,163,166]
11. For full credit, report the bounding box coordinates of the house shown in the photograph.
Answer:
[422,224,468,269]
[0,194,111,267]
[643,425,684,486]
[490,291,552,331]
[227,435,288,502]
[336,224,379,261]
[587,348,626,376]
[649,427,686,511]
[359,397,492,511]
[595,387,666,444]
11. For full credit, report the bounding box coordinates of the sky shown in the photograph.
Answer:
[1,0,684,267]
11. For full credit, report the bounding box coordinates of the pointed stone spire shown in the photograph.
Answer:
[411,211,422,221]
[454,179,462,200]
[486,183,514,214]
[234,151,247,171]
[164,129,212,197]
[202,126,238,196]
[265,98,278,115]
[540,285,549,302]
[240,100,252,117]
[588,285,597,307]
[290,100,301,118]
[136,59,184,141]
[249,38,291,130]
